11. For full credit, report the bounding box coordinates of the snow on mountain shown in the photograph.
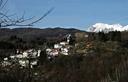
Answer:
[88,23,128,33]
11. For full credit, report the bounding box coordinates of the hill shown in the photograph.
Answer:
[0,27,86,50]
[0,27,84,41]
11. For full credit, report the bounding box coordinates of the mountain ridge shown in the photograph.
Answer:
[0,27,85,41]
[88,23,128,33]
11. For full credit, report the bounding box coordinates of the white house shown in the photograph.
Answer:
[49,49,59,56]
[22,52,28,58]
[16,54,23,59]
[10,55,15,59]
[60,42,68,46]
[54,44,62,49]
[4,57,8,61]
[19,60,29,67]
[61,48,69,55]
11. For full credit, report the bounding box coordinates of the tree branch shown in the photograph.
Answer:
[0,0,54,28]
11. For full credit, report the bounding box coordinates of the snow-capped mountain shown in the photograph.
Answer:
[88,23,128,33]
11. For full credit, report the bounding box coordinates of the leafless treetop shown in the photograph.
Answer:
[0,0,53,28]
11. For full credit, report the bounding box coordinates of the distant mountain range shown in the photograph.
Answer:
[0,27,84,41]
[88,23,128,33]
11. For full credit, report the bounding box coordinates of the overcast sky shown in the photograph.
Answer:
[6,0,128,30]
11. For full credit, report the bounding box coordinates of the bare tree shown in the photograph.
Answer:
[0,0,53,27]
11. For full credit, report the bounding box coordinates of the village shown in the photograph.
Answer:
[46,34,72,59]
[0,34,73,68]
[1,49,41,68]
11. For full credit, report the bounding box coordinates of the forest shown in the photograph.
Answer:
[0,29,128,82]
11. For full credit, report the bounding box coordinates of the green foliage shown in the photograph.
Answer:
[97,32,107,41]
[69,36,75,45]
[0,41,15,49]
[108,31,121,41]
[39,50,47,65]
[95,31,121,42]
